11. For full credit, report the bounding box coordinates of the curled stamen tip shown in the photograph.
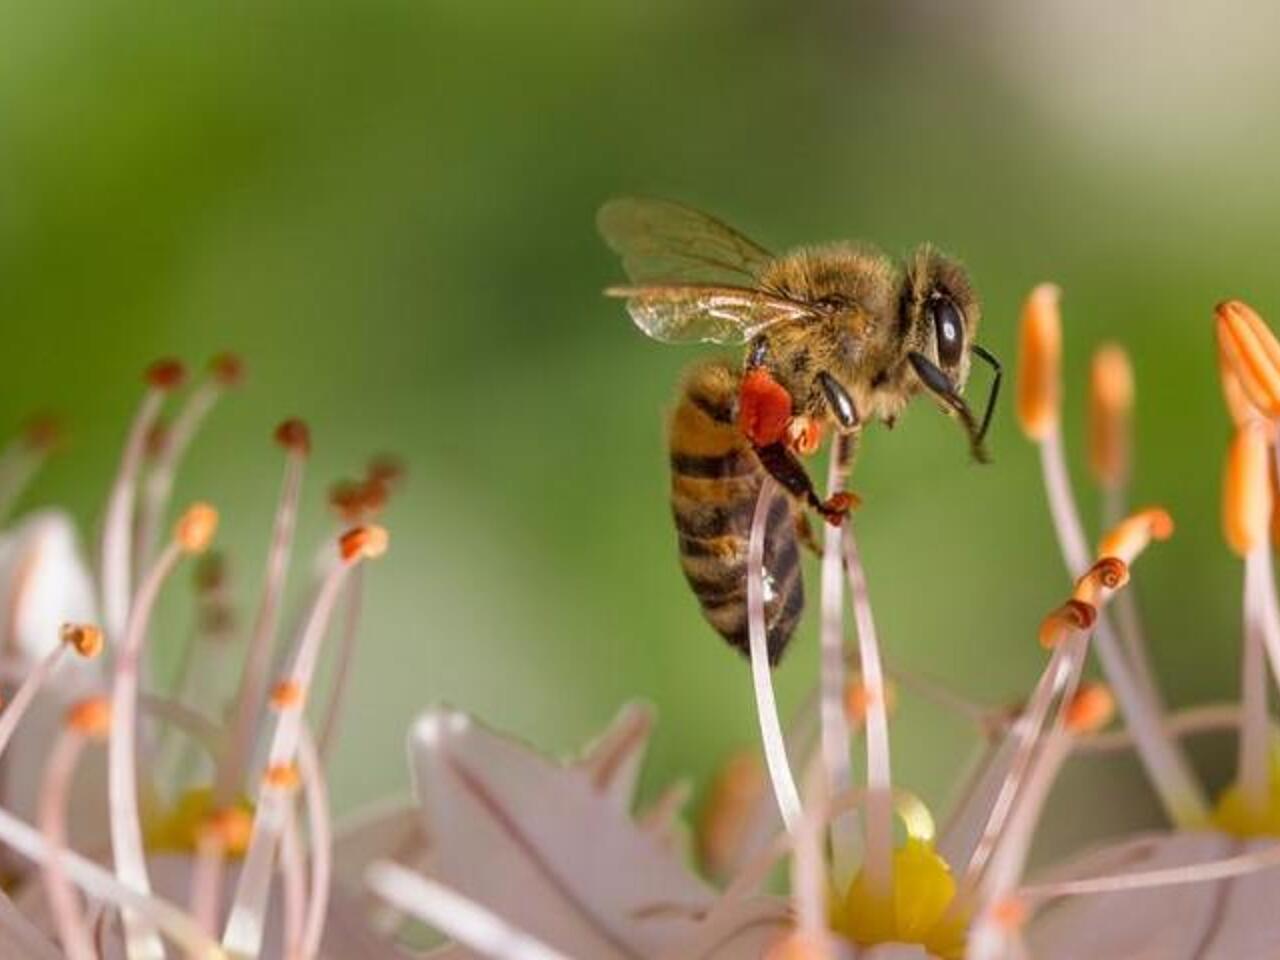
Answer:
[263,763,301,790]
[763,932,836,960]
[1097,507,1174,564]
[1039,599,1096,648]
[1215,299,1280,419]
[270,680,304,710]
[990,896,1028,932]
[1088,343,1134,488]
[1224,422,1272,556]
[145,358,187,391]
[274,417,311,455]
[60,622,104,658]
[1073,556,1130,605]
[176,503,219,554]
[1064,682,1115,734]
[339,525,389,563]
[66,697,111,739]
[1015,282,1063,441]
[209,352,244,386]
[202,807,253,855]
[844,676,897,724]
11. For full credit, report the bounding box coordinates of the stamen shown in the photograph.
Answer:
[1216,299,1280,418]
[744,480,802,834]
[0,804,226,958]
[137,354,243,568]
[1070,558,1130,609]
[0,642,69,756]
[109,503,215,960]
[366,860,570,960]
[279,803,307,959]
[842,522,893,902]
[316,565,365,763]
[216,421,309,805]
[270,680,305,710]
[1038,599,1095,650]
[1219,337,1266,430]
[1097,508,1174,565]
[222,530,382,955]
[0,413,61,522]
[1088,344,1134,500]
[1225,424,1272,556]
[763,932,835,960]
[297,728,332,960]
[819,434,855,882]
[696,750,766,881]
[101,359,184,643]
[1015,283,1062,441]
[39,703,111,960]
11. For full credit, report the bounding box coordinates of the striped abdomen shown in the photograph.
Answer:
[668,360,804,664]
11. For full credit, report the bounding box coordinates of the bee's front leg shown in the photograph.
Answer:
[738,367,855,526]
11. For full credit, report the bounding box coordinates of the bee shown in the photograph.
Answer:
[598,197,1001,663]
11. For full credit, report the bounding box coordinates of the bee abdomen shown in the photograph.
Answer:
[668,360,804,664]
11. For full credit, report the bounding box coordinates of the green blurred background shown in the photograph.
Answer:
[2,1,1276,862]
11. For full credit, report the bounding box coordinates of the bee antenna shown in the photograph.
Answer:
[972,344,1003,448]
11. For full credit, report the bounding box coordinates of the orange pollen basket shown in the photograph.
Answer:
[738,368,793,446]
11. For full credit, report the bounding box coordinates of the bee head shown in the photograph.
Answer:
[900,246,981,391]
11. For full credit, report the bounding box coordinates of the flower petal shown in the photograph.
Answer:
[1028,831,1280,958]
[409,705,715,959]
[576,701,654,812]
[0,511,98,664]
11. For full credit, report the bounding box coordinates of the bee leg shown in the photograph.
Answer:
[754,441,857,526]
[793,511,821,556]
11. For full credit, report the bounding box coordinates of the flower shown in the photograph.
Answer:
[0,356,413,959]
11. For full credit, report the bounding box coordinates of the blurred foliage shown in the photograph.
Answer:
[1,0,1276,862]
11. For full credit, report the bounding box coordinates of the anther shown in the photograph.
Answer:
[274,418,311,456]
[1088,344,1134,489]
[1097,507,1175,564]
[270,680,304,710]
[339,525,389,563]
[763,932,836,960]
[66,697,111,739]
[176,503,219,554]
[990,896,1028,932]
[1215,300,1280,418]
[202,807,254,856]
[1224,422,1272,556]
[1040,599,1097,649]
[60,622,104,659]
[145,358,187,391]
[21,413,62,452]
[263,763,301,790]
[209,353,245,387]
[1072,557,1130,606]
[1065,682,1115,734]
[193,552,227,594]
[844,676,897,724]
[366,454,406,489]
[1015,283,1062,441]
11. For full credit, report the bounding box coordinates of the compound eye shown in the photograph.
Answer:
[930,295,965,368]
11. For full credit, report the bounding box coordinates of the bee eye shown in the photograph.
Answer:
[930,295,965,367]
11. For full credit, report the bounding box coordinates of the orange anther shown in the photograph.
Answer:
[990,896,1028,932]
[66,697,111,739]
[270,680,304,710]
[202,807,254,856]
[273,418,311,455]
[1040,599,1097,649]
[1064,681,1115,734]
[764,931,836,960]
[175,503,219,554]
[263,763,301,790]
[1216,300,1280,419]
[1071,557,1130,606]
[1224,421,1272,556]
[60,622,104,658]
[1097,507,1174,565]
[339,525,389,563]
[844,676,897,724]
[1015,284,1062,441]
[1088,344,1134,489]
[697,750,765,878]
[146,358,187,391]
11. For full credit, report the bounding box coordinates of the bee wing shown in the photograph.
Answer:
[597,197,776,284]
[606,283,814,344]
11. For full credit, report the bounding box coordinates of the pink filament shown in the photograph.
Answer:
[38,731,96,960]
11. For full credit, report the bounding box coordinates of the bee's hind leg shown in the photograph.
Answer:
[753,441,856,526]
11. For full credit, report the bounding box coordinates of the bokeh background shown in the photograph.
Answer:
[3,0,1278,865]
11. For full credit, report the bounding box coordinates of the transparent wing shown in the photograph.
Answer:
[606,284,813,344]
[597,197,776,284]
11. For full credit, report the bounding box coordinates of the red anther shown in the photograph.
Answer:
[738,368,793,446]
[209,353,245,387]
[273,418,311,455]
[329,480,365,521]
[146,358,187,391]
[366,454,406,488]
[339,525,389,563]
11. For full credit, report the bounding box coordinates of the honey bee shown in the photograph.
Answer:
[598,197,1001,663]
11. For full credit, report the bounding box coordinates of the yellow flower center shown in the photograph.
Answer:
[1211,776,1280,838]
[144,787,254,857]
[833,838,968,960]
